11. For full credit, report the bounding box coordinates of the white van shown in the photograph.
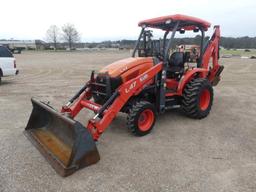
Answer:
[0,46,19,84]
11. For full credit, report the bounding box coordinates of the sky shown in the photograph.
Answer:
[0,0,255,42]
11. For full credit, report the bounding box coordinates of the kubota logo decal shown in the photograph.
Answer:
[85,103,99,111]
[89,104,99,110]
[140,74,148,82]
[125,81,136,93]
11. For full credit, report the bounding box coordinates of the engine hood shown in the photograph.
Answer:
[99,57,154,78]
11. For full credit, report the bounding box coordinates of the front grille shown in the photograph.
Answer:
[91,74,122,101]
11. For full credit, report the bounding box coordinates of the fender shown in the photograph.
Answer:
[177,68,208,95]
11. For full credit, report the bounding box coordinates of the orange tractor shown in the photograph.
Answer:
[24,14,224,176]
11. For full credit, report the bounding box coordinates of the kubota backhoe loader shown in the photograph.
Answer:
[24,14,224,176]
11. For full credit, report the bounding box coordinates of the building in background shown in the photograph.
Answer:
[0,39,48,53]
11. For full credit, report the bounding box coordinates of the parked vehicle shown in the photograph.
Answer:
[8,46,25,54]
[0,46,19,84]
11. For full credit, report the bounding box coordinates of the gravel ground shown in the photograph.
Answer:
[0,51,256,192]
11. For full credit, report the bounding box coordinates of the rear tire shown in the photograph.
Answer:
[182,78,213,119]
[127,101,156,136]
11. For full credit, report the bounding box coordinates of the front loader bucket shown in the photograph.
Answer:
[24,98,100,177]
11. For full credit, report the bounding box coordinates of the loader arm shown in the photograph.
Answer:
[62,63,163,140]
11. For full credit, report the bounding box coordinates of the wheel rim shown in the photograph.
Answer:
[199,89,210,111]
[138,109,154,131]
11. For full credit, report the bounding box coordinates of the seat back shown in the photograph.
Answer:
[168,52,185,73]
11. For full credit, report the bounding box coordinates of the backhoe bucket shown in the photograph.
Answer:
[24,98,100,177]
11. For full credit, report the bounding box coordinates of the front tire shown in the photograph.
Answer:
[127,101,156,136]
[182,78,213,119]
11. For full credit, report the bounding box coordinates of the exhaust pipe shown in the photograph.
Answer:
[24,98,100,177]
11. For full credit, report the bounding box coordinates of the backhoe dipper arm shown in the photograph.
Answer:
[201,25,224,84]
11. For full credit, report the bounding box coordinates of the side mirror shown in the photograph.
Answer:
[193,28,199,33]
[179,29,185,34]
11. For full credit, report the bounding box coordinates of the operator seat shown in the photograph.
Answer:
[167,52,185,79]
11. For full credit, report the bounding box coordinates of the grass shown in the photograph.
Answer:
[220,49,256,57]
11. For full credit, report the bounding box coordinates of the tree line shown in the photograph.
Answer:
[172,35,256,49]
[85,37,256,49]
[46,25,256,49]
[220,37,256,49]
